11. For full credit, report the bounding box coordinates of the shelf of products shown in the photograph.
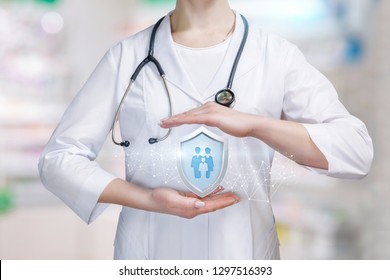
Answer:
[0,0,67,210]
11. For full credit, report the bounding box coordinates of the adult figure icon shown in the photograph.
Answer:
[191,146,202,179]
[205,147,214,179]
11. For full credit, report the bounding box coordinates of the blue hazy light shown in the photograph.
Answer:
[270,0,329,22]
[231,0,330,22]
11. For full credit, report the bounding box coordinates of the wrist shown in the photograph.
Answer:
[246,113,267,138]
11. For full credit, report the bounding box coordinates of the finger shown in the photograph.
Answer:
[196,195,240,214]
[160,113,213,128]
[182,186,225,201]
[160,103,222,128]
[207,186,224,196]
[202,191,240,202]
[175,102,217,117]
[182,192,200,199]
[195,200,206,209]
[162,106,206,123]
[190,192,238,209]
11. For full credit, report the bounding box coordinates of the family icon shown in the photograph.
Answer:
[190,147,214,179]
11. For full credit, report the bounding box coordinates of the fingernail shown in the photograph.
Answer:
[195,200,205,209]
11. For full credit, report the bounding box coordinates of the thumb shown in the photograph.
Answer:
[194,200,205,209]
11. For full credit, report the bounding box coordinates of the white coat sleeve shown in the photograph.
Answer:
[281,44,373,179]
[38,46,121,224]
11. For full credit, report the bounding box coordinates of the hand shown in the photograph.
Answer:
[149,186,240,219]
[160,101,258,138]
[99,179,240,219]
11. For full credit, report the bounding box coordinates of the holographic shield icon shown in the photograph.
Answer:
[178,127,228,197]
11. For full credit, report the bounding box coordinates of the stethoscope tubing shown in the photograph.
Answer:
[111,79,133,147]
[226,14,248,90]
[112,14,248,147]
[112,17,171,147]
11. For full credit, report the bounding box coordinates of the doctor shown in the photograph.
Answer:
[39,0,373,259]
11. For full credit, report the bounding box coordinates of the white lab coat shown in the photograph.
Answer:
[38,13,373,259]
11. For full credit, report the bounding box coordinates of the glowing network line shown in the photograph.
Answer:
[222,154,297,203]
[120,142,296,203]
[124,143,183,185]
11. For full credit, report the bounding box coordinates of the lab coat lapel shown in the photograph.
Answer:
[153,14,259,104]
[154,15,203,104]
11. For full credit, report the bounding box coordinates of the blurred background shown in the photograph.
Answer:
[0,0,389,259]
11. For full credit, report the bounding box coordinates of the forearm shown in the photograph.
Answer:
[160,102,328,170]
[98,178,154,211]
[249,115,328,170]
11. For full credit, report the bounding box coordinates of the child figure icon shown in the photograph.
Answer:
[199,157,208,178]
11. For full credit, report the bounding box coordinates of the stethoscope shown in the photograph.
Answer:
[112,14,249,147]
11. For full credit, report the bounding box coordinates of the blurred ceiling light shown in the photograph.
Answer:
[40,11,63,34]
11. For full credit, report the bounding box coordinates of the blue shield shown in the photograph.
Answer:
[177,127,228,197]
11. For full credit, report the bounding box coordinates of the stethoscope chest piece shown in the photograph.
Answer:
[215,88,235,108]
